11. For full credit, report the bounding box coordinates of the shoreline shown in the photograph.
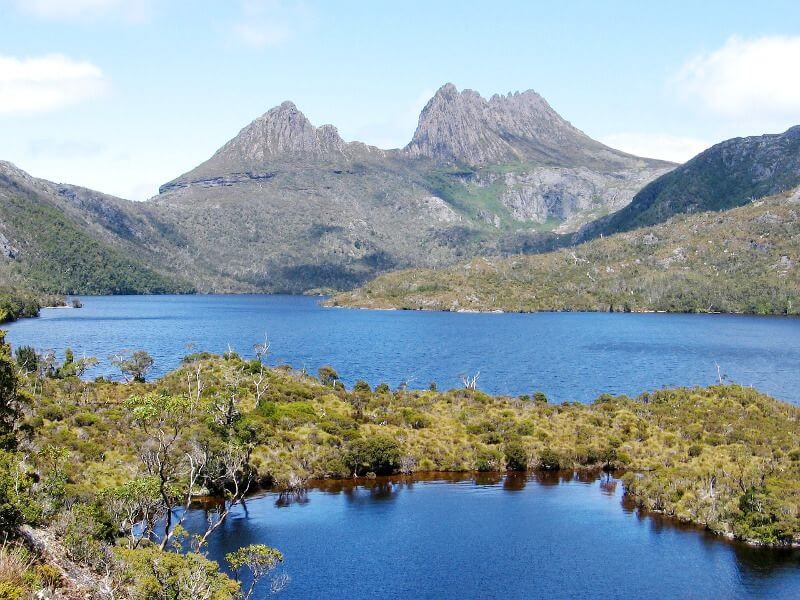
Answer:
[196,468,800,551]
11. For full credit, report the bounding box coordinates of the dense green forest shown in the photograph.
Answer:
[0,192,192,296]
[1,339,798,597]
[330,189,800,314]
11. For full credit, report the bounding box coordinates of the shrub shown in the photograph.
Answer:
[318,366,339,387]
[401,408,431,429]
[537,448,561,470]
[345,435,401,476]
[73,413,99,427]
[475,447,503,472]
[0,581,25,600]
[115,547,239,599]
[39,404,64,422]
[688,444,703,458]
[353,380,371,393]
[504,440,528,471]
[0,452,39,529]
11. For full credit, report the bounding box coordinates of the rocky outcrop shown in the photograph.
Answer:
[404,83,668,171]
[19,525,113,599]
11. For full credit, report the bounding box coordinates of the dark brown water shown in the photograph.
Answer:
[183,472,800,599]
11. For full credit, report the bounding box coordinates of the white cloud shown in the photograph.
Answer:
[14,0,152,21]
[232,0,312,49]
[602,133,710,163]
[0,54,106,115]
[675,35,800,120]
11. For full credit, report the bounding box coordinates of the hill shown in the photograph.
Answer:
[578,125,800,240]
[328,188,800,314]
[0,161,194,297]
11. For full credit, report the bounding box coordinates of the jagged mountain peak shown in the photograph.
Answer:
[213,100,348,165]
[405,83,630,167]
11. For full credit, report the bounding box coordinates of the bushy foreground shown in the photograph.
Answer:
[1,343,799,597]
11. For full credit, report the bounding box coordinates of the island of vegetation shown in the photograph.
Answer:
[0,335,798,598]
[327,189,800,314]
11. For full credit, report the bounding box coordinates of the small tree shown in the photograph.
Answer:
[318,365,339,387]
[0,332,19,450]
[14,346,38,374]
[226,544,284,600]
[111,350,154,382]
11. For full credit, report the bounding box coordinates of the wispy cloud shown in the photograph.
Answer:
[674,35,800,123]
[13,0,153,22]
[0,54,107,115]
[601,133,710,164]
[231,0,313,49]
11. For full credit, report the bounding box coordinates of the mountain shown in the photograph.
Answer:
[0,161,193,296]
[148,84,671,292]
[407,83,643,168]
[328,187,800,315]
[579,125,800,240]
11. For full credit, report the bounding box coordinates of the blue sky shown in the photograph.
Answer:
[2,0,800,199]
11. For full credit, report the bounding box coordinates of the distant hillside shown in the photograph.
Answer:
[578,125,800,240]
[0,162,193,296]
[328,188,800,315]
[148,84,671,292]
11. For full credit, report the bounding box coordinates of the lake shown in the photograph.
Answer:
[8,294,800,597]
[5,294,800,404]
[184,472,800,599]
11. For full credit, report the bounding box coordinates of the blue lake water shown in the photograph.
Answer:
[185,473,800,599]
[5,294,800,404]
[7,294,800,597]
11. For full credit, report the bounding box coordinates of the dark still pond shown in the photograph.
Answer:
[5,294,800,404]
[183,473,800,599]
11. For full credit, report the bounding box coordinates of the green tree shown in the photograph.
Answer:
[14,346,38,374]
[116,547,239,600]
[318,365,339,387]
[226,544,284,600]
[0,332,19,450]
[111,349,154,382]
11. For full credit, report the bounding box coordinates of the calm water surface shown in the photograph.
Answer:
[184,473,800,599]
[5,294,800,404]
[8,295,800,596]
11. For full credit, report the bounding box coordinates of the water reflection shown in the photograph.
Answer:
[181,471,799,599]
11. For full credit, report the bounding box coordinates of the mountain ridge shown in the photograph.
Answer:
[145,83,673,292]
[578,125,800,240]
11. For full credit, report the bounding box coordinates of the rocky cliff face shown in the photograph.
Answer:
[405,83,598,166]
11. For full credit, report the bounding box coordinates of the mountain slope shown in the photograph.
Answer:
[148,84,671,292]
[579,125,800,240]
[328,188,800,315]
[0,162,193,295]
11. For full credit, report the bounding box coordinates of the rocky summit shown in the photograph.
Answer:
[142,83,672,293]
